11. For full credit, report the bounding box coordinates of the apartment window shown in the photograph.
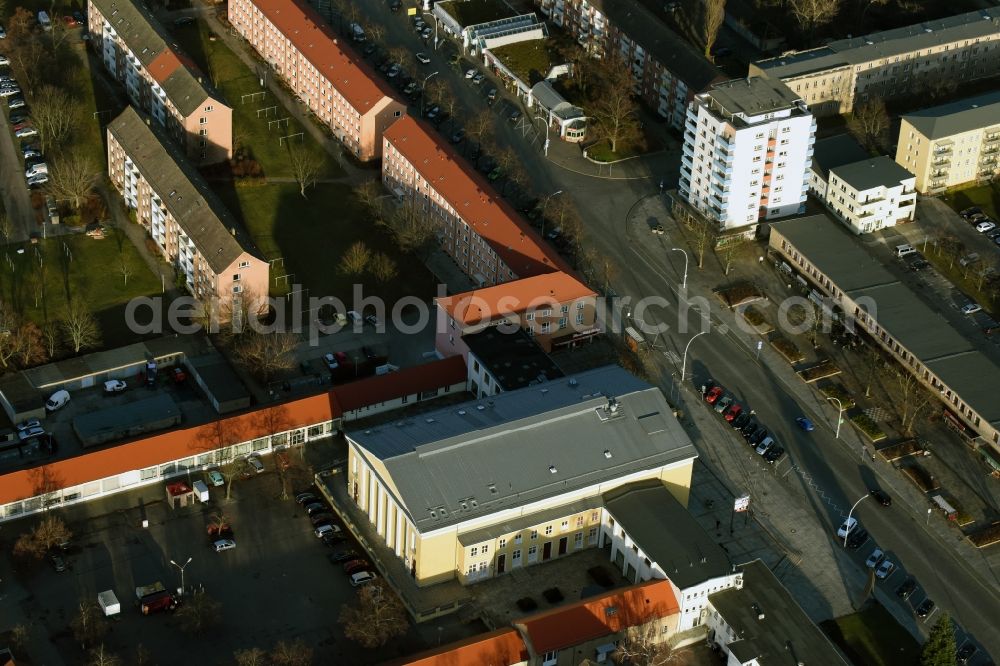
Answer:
[591,511,599,522]
[530,530,538,540]
[205,105,214,112]
[232,274,241,282]
[512,549,522,563]
[577,301,585,310]
[558,317,567,330]
[394,110,402,117]
[528,545,538,562]
[233,285,242,293]
[499,538,506,549]
[199,117,207,125]
[239,261,250,268]
[575,532,583,549]
[561,520,569,531]
[481,544,489,554]
[199,129,208,136]
[515,533,523,544]
[470,546,478,557]
[588,527,598,544]
[525,312,535,321]
[545,525,553,536]
[576,313,585,324]
[576,516,584,528]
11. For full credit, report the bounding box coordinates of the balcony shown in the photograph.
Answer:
[712,158,732,174]
[931,156,951,167]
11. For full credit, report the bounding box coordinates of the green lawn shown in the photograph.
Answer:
[942,182,1000,227]
[172,21,341,180]
[490,40,562,86]
[0,232,162,344]
[820,603,921,666]
[217,182,434,305]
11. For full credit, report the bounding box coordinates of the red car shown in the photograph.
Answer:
[704,386,723,405]
[724,403,743,422]
[343,559,370,575]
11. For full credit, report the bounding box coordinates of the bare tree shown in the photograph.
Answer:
[42,322,61,359]
[72,601,110,650]
[133,644,153,666]
[383,199,439,258]
[370,252,398,283]
[687,217,715,269]
[388,46,410,70]
[466,110,495,146]
[339,580,409,648]
[589,57,642,154]
[423,78,448,107]
[788,0,841,43]
[892,366,931,435]
[341,241,371,275]
[701,0,727,58]
[63,300,101,353]
[365,22,385,43]
[0,303,24,368]
[47,154,99,210]
[718,237,747,276]
[847,96,889,152]
[0,212,11,244]
[353,179,386,222]
[270,639,314,666]
[233,648,268,666]
[614,621,687,665]
[287,146,321,198]
[15,321,46,368]
[31,85,77,152]
[13,513,72,559]
[9,39,46,98]
[87,644,121,666]
[232,331,300,382]
[8,624,29,653]
[175,590,222,634]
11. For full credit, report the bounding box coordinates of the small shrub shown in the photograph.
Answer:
[716,282,763,308]
[516,597,538,612]
[877,439,924,461]
[798,359,841,382]
[820,383,856,409]
[542,588,564,604]
[742,305,766,327]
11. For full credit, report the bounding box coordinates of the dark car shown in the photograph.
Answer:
[50,553,67,572]
[342,558,369,574]
[450,128,465,144]
[916,598,935,618]
[174,16,195,26]
[322,532,346,547]
[960,206,982,219]
[295,491,317,504]
[329,549,358,564]
[846,527,869,550]
[305,502,328,516]
[431,111,450,126]
[895,577,917,600]
[869,488,892,506]
[741,422,762,442]
[363,43,376,56]
[763,446,785,464]
[957,644,978,664]
[310,513,335,527]
[749,428,770,446]
[389,0,402,11]
[9,110,27,123]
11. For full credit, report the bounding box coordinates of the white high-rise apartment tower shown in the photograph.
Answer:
[679,78,816,230]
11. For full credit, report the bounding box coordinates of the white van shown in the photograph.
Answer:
[895,244,916,258]
[46,389,70,411]
[37,11,52,30]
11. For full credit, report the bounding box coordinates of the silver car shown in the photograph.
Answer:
[213,539,236,552]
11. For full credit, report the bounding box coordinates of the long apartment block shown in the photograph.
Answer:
[88,0,232,164]
[750,8,1000,117]
[535,0,722,129]
[107,107,270,304]
[228,0,405,161]
[680,77,816,230]
[895,90,1000,193]
[382,115,568,285]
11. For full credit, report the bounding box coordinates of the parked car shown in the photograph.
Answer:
[304,502,327,516]
[960,206,982,219]
[961,303,982,315]
[343,559,370,574]
[875,560,895,579]
[26,173,48,186]
[424,105,440,119]
[363,43,376,56]
[21,144,40,158]
[472,73,485,85]
[9,110,27,123]
[8,97,25,109]
[246,454,264,474]
[869,488,891,506]
[19,425,45,441]
[295,491,318,504]
[895,577,917,599]
[509,109,522,123]
[846,527,869,549]
[16,126,38,138]
[16,419,41,432]
[389,0,401,11]
[310,513,335,527]
[324,352,339,370]
[0,87,22,98]
[173,16,195,26]
[763,446,785,464]
[315,524,341,538]
[837,517,858,539]
[464,68,475,79]
[704,386,723,404]
[450,128,465,144]
[321,532,345,547]
[755,436,775,455]
[487,167,502,181]
[365,314,380,327]
[749,428,769,447]
[487,88,497,104]
[403,81,418,95]
[212,539,236,552]
[865,547,885,569]
[0,26,6,40]
[975,220,996,233]
[957,644,978,664]
[415,52,431,65]
[386,64,401,78]
[723,403,742,422]
[916,598,934,617]
[207,470,225,487]
[350,571,376,586]
[731,411,752,429]
[50,553,67,572]
[103,379,127,394]
[795,417,814,431]
[328,549,358,564]
[46,389,70,411]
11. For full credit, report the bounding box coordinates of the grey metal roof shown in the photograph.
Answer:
[457,496,602,545]
[811,134,869,179]
[587,0,721,91]
[530,81,584,120]
[773,215,1000,425]
[703,77,803,119]
[756,8,1000,80]
[902,90,1000,140]
[603,481,729,589]
[710,560,850,665]
[830,156,914,192]
[107,107,261,273]
[91,0,221,116]
[349,365,698,532]
[464,327,564,392]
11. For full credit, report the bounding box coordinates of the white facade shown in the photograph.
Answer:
[824,163,916,234]
[680,79,816,230]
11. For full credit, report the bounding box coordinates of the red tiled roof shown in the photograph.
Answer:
[394,628,528,666]
[436,271,596,326]
[331,356,466,412]
[0,392,340,506]
[518,580,679,654]
[383,116,571,278]
[247,0,397,114]
[147,50,183,85]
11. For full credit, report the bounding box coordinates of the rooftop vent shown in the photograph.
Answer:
[549,465,558,474]
[752,603,765,621]
[568,378,579,387]
[458,409,467,415]
[425,418,435,424]
[604,606,618,617]
[477,405,486,411]
[604,449,612,459]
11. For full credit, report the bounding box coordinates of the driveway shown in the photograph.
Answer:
[0,112,35,243]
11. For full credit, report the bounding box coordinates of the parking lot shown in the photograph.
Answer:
[1,443,472,664]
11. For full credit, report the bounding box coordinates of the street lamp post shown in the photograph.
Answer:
[169,556,193,596]
[826,397,845,439]
[420,71,439,117]
[539,189,564,238]
[679,330,708,382]
[843,494,870,547]
[422,12,439,50]
[670,247,689,290]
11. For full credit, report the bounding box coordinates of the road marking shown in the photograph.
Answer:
[923,605,939,623]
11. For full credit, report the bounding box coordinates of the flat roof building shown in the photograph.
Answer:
[750,8,1000,116]
[464,327,564,398]
[823,156,916,234]
[770,214,1000,449]
[896,91,1000,193]
[809,134,871,197]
